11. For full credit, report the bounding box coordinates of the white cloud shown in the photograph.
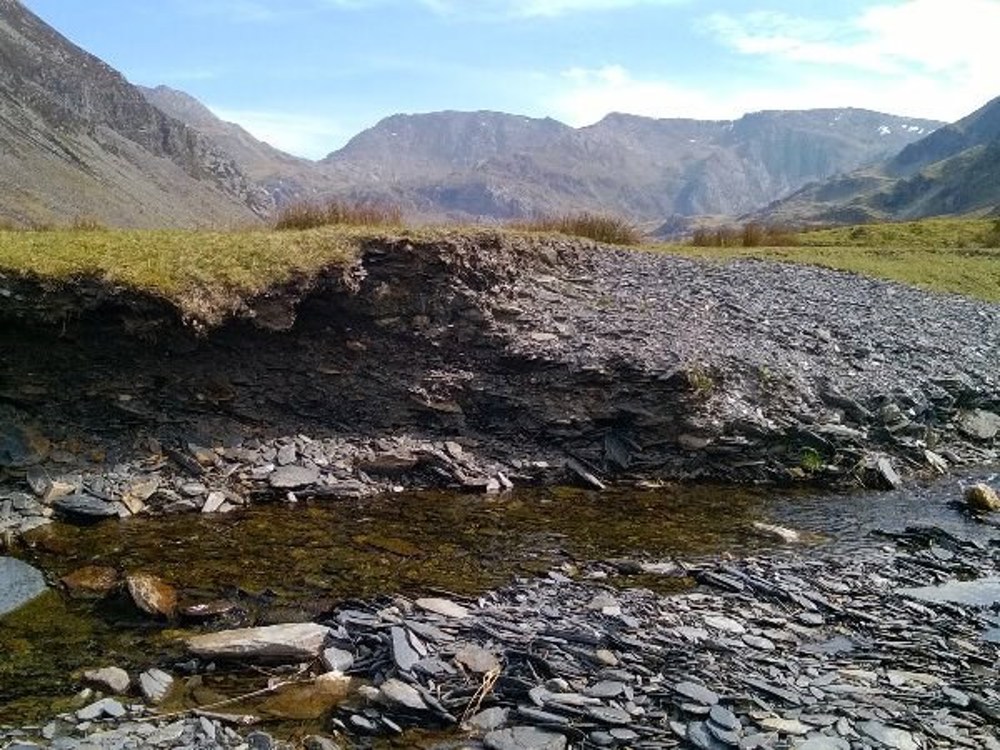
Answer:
[209,107,353,159]
[417,0,687,18]
[702,0,1000,121]
[549,63,985,127]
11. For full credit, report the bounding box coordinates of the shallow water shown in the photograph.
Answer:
[1,472,998,729]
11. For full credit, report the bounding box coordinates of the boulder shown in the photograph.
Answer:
[0,557,47,616]
[957,409,1000,440]
[187,622,331,661]
[126,572,177,617]
[83,666,130,694]
[965,483,1000,513]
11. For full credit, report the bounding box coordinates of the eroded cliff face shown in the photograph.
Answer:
[1,234,999,532]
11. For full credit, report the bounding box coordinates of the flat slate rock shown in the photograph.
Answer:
[268,465,320,489]
[484,726,567,750]
[0,556,47,617]
[687,721,731,750]
[794,738,850,750]
[139,668,174,704]
[52,494,118,521]
[675,681,720,706]
[859,721,919,750]
[379,677,426,711]
[186,623,331,661]
[415,597,471,619]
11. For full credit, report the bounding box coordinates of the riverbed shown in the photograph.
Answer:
[2,471,999,748]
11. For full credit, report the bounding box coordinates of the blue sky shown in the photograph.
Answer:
[22,0,1000,159]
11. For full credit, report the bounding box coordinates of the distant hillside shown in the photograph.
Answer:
[138,85,336,207]
[0,0,269,228]
[313,108,941,221]
[758,96,1000,224]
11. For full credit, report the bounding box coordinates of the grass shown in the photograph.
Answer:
[0,226,368,324]
[511,213,643,246]
[664,217,1000,303]
[273,199,402,231]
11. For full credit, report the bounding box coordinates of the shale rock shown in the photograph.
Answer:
[186,623,331,661]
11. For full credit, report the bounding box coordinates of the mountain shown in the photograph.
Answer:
[313,108,941,222]
[758,96,1000,224]
[0,0,948,228]
[0,0,269,228]
[138,85,336,207]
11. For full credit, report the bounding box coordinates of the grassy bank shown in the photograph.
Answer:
[665,218,1000,303]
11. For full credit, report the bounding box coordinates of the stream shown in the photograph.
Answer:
[2,472,999,744]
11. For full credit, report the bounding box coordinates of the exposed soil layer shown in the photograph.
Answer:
[1,234,999,523]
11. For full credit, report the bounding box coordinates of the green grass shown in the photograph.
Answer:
[0,226,367,324]
[664,218,1000,303]
[798,218,998,249]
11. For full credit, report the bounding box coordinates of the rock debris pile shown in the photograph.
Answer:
[4,525,997,749]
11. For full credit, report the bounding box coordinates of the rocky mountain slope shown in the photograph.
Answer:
[314,108,940,221]
[146,93,940,224]
[138,85,337,208]
[759,95,1000,224]
[0,0,269,228]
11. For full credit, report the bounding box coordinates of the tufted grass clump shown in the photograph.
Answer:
[512,213,643,246]
[274,200,403,231]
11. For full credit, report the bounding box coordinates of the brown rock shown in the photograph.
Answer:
[186,622,331,661]
[120,476,159,515]
[965,483,1000,513]
[259,673,353,719]
[357,451,418,474]
[126,572,177,617]
[61,566,119,598]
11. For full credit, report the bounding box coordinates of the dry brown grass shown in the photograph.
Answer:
[691,223,799,248]
[273,199,403,231]
[511,212,643,246]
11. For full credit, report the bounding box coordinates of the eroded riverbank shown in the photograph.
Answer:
[2,233,1000,748]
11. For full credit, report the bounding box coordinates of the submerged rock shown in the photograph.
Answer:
[61,565,119,597]
[126,572,177,618]
[0,556,47,617]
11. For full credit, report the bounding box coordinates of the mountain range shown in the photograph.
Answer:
[758,95,1000,224]
[0,0,995,230]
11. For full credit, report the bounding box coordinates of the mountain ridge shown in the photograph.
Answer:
[0,0,269,227]
[758,95,1000,224]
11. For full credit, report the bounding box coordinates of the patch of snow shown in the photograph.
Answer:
[905,125,925,133]
[878,125,892,135]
